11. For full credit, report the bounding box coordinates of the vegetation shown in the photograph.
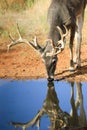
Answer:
[25,0,36,8]
[0,0,37,11]
[0,0,50,42]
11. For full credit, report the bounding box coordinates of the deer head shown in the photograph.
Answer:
[8,24,68,81]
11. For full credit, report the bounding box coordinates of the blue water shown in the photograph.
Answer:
[0,79,87,130]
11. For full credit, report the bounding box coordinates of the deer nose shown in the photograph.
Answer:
[48,75,54,81]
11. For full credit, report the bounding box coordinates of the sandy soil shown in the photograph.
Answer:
[0,36,87,82]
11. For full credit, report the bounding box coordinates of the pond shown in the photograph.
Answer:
[0,79,87,130]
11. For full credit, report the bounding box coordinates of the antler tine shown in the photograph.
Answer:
[56,26,63,41]
[63,25,68,37]
[56,25,68,53]
[33,36,38,47]
[16,22,22,40]
[57,25,68,40]
[7,33,15,52]
[9,33,15,42]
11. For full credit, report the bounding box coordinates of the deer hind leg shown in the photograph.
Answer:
[74,13,84,68]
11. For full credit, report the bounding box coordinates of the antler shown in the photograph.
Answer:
[10,108,45,130]
[63,25,68,37]
[45,39,62,57]
[7,23,43,53]
[57,25,68,41]
[50,25,68,56]
[56,25,68,50]
[8,23,68,58]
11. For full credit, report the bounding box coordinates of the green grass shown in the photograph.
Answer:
[25,0,36,8]
[9,3,23,11]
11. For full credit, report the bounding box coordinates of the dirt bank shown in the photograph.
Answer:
[0,37,87,82]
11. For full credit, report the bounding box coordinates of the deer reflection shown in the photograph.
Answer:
[10,81,70,130]
[10,81,86,130]
[43,81,70,130]
[70,82,86,127]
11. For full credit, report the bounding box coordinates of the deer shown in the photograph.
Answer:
[7,0,87,80]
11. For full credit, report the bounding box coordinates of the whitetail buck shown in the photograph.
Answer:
[8,0,87,80]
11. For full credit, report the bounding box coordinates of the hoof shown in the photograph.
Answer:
[69,67,75,72]
[73,61,77,64]
[76,65,81,69]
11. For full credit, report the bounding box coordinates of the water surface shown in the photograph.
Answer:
[0,79,87,130]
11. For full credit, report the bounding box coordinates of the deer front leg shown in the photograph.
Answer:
[69,27,75,71]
